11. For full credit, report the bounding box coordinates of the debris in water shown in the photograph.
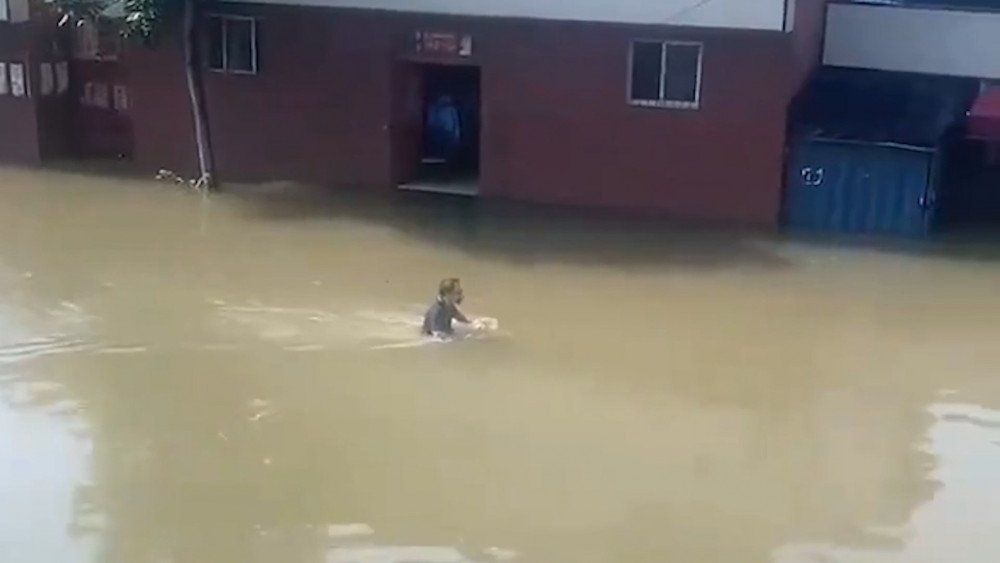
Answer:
[484,547,519,560]
[217,431,229,441]
[326,523,375,538]
[248,409,275,422]
[263,457,273,466]
[248,398,276,422]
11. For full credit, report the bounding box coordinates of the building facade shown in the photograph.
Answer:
[821,0,1000,226]
[0,0,73,163]
[122,0,827,226]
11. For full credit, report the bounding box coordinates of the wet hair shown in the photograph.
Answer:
[438,278,462,297]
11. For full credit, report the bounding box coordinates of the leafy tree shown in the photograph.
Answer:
[47,0,216,190]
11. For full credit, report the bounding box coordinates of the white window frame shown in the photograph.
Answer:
[0,0,9,22]
[627,40,704,110]
[206,14,258,75]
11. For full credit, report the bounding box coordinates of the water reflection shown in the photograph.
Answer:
[1,166,1000,562]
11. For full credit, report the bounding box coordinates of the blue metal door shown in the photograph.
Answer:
[784,141,934,236]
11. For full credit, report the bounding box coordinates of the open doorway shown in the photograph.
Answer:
[939,140,1000,227]
[402,64,481,196]
[937,84,1000,230]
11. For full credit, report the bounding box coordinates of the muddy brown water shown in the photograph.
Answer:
[2,166,1000,563]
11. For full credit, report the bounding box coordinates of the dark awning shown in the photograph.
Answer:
[792,68,979,149]
[967,88,1000,141]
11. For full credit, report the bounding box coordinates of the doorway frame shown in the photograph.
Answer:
[391,57,483,197]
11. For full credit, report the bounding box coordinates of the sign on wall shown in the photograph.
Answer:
[9,63,26,97]
[40,63,54,96]
[113,84,128,112]
[55,62,69,94]
[84,82,110,108]
[414,31,473,58]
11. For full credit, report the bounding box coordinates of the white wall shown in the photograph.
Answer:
[824,3,1000,79]
[250,0,791,31]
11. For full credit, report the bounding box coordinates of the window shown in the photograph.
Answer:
[206,15,257,74]
[628,41,703,109]
[113,84,128,112]
[0,64,7,96]
[0,0,8,22]
[82,81,109,108]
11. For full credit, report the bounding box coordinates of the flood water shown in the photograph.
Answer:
[2,166,1000,563]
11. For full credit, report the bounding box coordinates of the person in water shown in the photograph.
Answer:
[422,278,472,337]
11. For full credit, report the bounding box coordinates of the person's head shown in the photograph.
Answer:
[438,278,464,305]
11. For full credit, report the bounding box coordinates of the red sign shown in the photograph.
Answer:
[415,31,473,57]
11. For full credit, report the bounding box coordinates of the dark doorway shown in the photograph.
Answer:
[939,139,1000,228]
[404,64,480,196]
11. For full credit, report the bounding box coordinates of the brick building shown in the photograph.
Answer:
[125,0,827,225]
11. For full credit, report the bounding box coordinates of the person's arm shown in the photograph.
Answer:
[452,306,471,325]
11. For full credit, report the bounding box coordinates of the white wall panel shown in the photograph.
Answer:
[248,0,790,31]
[825,3,1000,79]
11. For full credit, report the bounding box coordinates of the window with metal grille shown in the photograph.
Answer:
[206,15,258,74]
[628,41,702,109]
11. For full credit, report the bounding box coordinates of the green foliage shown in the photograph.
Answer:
[45,0,183,44]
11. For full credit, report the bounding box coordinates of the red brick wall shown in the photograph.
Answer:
[127,8,396,187]
[125,37,199,175]
[71,60,134,158]
[127,6,805,225]
[475,20,790,224]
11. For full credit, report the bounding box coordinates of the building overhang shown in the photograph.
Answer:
[233,0,793,32]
